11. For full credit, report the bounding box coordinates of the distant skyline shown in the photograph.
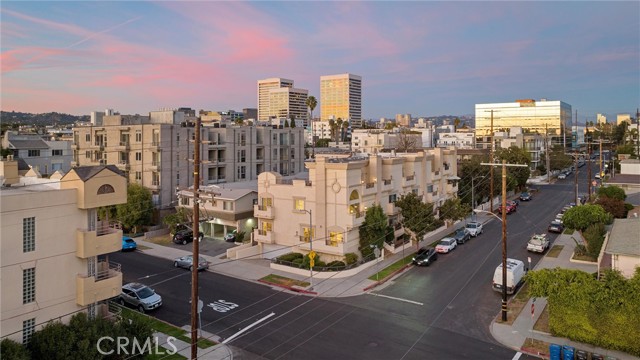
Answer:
[1,1,638,122]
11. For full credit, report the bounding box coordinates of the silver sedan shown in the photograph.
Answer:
[173,255,210,271]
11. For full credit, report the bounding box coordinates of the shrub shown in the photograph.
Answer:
[1,339,30,360]
[583,223,605,258]
[326,260,346,269]
[278,252,303,262]
[345,253,358,265]
[292,258,304,268]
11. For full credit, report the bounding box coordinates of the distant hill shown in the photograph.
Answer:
[1,111,89,125]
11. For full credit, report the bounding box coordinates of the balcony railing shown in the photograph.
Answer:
[254,204,274,219]
[383,179,392,186]
[76,225,122,258]
[76,260,122,306]
[254,229,274,244]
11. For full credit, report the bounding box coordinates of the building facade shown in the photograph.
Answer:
[475,99,572,147]
[493,127,545,170]
[320,73,362,123]
[0,162,125,343]
[253,148,458,262]
[257,78,294,121]
[2,131,72,176]
[268,87,309,123]
[436,132,476,149]
[395,114,411,127]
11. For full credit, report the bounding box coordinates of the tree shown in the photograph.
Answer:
[116,183,154,234]
[562,204,610,231]
[545,145,573,171]
[396,129,418,152]
[29,321,76,359]
[341,120,349,141]
[597,185,626,201]
[163,207,191,234]
[595,197,627,218]
[290,118,296,128]
[438,198,471,227]
[358,204,392,259]
[315,138,330,147]
[395,192,442,249]
[616,143,636,157]
[284,119,290,128]
[336,118,343,142]
[1,338,30,360]
[384,122,397,130]
[453,117,460,130]
[306,96,317,122]
[494,146,531,190]
[328,119,336,141]
[458,156,493,207]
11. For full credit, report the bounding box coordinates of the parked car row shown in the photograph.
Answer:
[413,222,487,266]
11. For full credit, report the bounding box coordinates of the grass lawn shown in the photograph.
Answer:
[146,234,173,246]
[260,274,310,288]
[522,338,551,357]
[368,253,414,281]
[495,282,530,325]
[146,352,186,360]
[546,245,564,258]
[563,228,574,235]
[533,303,550,333]
[572,252,597,262]
[137,244,152,250]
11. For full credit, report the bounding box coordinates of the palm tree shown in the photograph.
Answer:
[306,96,317,122]
[336,119,343,142]
[454,117,460,130]
[341,120,350,142]
[306,96,317,157]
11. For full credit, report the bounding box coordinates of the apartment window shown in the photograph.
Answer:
[176,153,180,166]
[237,150,246,162]
[52,149,63,156]
[135,152,142,161]
[23,217,35,252]
[135,171,141,181]
[294,198,305,211]
[28,150,40,157]
[176,133,180,143]
[176,172,180,182]
[389,194,397,203]
[427,185,433,193]
[86,134,91,142]
[329,232,343,246]
[23,318,35,344]
[85,151,91,159]
[301,227,315,242]
[223,201,234,211]
[237,166,246,179]
[136,131,142,142]
[239,132,246,146]
[23,268,35,304]
[181,197,189,206]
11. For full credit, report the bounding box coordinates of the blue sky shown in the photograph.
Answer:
[1,1,638,123]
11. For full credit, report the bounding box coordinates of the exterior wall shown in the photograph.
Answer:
[620,160,640,175]
[475,99,572,146]
[611,254,640,278]
[257,78,294,121]
[2,132,71,175]
[320,73,362,122]
[268,87,308,121]
[254,149,458,261]
[351,130,421,154]
[436,132,475,149]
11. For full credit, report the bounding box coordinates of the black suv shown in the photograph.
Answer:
[453,228,471,244]
[172,229,204,245]
[412,247,438,266]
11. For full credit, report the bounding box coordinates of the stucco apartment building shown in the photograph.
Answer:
[2,131,72,176]
[72,110,305,211]
[0,161,126,343]
[253,148,458,262]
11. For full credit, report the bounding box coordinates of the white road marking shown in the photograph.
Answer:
[369,293,423,306]
[512,352,522,360]
[222,312,276,344]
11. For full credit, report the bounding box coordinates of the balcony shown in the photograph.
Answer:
[148,181,160,190]
[76,260,122,306]
[362,181,377,195]
[393,223,405,238]
[402,174,416,187]
[385,203,398,216]
[76,226,122,258]
[382,179,393,190]
[254,229,274,244]
[149,141,160,150]
[150,161,161,171]
[116,161,129,170]
[349,212,364,227]
[254,205,274,219]
[115,141,130,150]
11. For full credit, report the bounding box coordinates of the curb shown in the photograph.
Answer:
[520,346,549,359]
[257,279,318,295]
[362,263,411,291]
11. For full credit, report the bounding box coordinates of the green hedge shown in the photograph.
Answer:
[527,268,640,356]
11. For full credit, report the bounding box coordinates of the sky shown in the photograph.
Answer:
[1,1,638,123]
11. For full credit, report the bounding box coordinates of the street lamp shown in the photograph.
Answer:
[471,175,485,222]
[302,209,314,290]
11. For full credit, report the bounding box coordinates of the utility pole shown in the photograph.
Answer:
[487,110,495,213]
[587,142,592,201]
[191,117,201,360]
[546,124,551,184]
[636,108,639,158]
[481,160,528,322]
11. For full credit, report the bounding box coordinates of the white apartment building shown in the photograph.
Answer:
[0,161,126,343]
[253,148,458,262]
[493,127,546,169]
[268,87,308,122]
[436,132,476,149]
[351,129,421,154]
[475,99,572,147]
[2,131,73,175]
[257,78,294,121]
[320,73,362,123]
[597,113,607,125]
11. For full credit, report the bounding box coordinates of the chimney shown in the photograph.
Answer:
[1,156,19,186]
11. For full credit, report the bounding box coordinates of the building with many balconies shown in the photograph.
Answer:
[252,148,458,262]
[0,161,126,343]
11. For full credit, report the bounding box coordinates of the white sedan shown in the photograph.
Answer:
[435,237,457,254]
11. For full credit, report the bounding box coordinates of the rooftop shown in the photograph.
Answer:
[605,218,640,257]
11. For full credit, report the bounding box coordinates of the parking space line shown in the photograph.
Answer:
[368,293,423,306]
[512,352,522,360]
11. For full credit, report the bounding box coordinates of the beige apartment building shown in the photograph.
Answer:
[253,148,458,262]
[268,87,309,123]
[257,78,294,121]
[351,129,422,154]
[320,73,362,122]
[0,161,126,343]
[73,112,306,211]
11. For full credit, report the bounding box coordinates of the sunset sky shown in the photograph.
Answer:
[1,1,638,122]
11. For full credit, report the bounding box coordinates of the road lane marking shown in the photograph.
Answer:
[369,293,423,306]
[222,312,276,344]
[512,352,522,360]
[208,300,239,313]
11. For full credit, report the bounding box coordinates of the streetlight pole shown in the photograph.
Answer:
[304,209,314,290]
[191,117,201,360]
[481,160,528,322]
[471,175,485,222]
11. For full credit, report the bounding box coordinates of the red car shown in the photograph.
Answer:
[497,202,517,214]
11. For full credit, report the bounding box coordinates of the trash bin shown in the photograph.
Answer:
[549,344,562,360]
[575,350,588,360]
[562,345,575,360]
[591,353,604,360]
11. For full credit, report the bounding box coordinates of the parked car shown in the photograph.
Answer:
[453,228,471,244]
[558,173,567,180]
[172,229,204,245]
[519,192,532,201]
[527,234,550,253]
[492,258,527,295]
[224,230,237,242]
[435,238,457,253]
[465,221,483,237]
[117,283,162,313]
[412,247,438,266]
[548,220,564,233]
[497,202,517,214]
[173,255,210,271]
[121,236,137,251]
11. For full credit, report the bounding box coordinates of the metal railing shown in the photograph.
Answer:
[383,179,392,185]
[365,182,375,189]
[96,260,121,281]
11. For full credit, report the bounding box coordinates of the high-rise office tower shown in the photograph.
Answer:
[268,87,309,122]
[257,78,294,121]
[320,73,362,123]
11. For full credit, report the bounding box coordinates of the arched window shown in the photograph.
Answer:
[348,190,361,218]
[349,190,359,201]
[97,184,115,194]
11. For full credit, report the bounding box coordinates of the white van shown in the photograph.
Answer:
[492,258,527,295]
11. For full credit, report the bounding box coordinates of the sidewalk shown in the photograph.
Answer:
[490,231,639,360]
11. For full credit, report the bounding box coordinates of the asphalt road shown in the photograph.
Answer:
[110,171,582,359]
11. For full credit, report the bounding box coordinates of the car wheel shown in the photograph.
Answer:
[189,265,194,272]
[174,262,179,268]
[182,239,187,245]
[137,305,145,313]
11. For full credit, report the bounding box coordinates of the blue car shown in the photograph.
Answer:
[122,236,137,251]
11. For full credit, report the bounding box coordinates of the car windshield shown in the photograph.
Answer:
[455,230,465,235]
[466,223,477,229]
[124,239,135,243]
[137,287,155,299]
[551,221,562,226]
[529,238,544,245]
[439,239,453,246]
